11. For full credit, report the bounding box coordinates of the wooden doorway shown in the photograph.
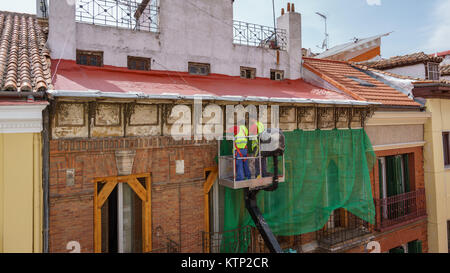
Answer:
[93,174,151,253]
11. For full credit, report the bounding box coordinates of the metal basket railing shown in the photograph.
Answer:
[76,0,160,32]
[233,20,287,50]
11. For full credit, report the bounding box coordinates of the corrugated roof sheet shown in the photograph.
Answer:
[51,60,366,104]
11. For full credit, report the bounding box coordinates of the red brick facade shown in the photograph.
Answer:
[49,137,217,253]
[294,146,428,253]
[49,137,427,253]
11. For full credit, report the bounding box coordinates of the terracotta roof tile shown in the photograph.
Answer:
[441,64,450,76]
[303,57,420,107]
[360,52,443,70]
[354,63,450,85]
[0,11,52,92]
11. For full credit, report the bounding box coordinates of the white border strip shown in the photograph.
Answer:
[47,90,380,106]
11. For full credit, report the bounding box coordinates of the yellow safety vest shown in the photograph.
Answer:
[234,125,248,150]
[251,122,265,150]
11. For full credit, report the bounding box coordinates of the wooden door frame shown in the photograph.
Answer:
[93,173,152,253]
[203,167,218,253]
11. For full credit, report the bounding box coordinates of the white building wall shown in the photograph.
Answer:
[48,0,302,80]
[385,63,426,80]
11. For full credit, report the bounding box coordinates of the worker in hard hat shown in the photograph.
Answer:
[227,120,251,181]
[250,116,266,178]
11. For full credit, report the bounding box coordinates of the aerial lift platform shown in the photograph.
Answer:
[218,128,286,253]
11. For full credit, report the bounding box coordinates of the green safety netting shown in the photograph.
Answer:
[220,129,376,253]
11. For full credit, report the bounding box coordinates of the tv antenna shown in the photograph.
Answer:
[316,12,329,51]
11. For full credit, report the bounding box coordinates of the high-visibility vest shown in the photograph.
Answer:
[251,122,265,150]
[234,125,248,150]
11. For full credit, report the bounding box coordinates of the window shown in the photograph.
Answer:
[270,69,284,81]
[76,50,103,67]
[128,56,150,71]
[443,132,450,167]
[240,67,256,79]
[188,62,210,76]
[427,62,440,81]
[447,221,450,252]
[378,154,411,199]
[407,240,422,253]
[345,76,376,87]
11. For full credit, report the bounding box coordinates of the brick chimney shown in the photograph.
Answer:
[277,2,302,80]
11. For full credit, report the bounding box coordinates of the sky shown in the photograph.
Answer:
[2,0,450,58]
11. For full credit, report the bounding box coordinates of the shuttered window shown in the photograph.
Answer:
[76,50,103,67]
[444,132,450,167]
[128,56,150,71]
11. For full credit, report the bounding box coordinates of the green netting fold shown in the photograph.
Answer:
[222,129,376,251]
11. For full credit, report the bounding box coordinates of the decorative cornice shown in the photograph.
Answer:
[0,104,47,133]
[366,111,431,126]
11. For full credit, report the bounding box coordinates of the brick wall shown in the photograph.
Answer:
[345,146,427,253]
[49,136,217,253]
[346,220,428,253]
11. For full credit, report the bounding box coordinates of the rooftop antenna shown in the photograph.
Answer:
[272,0,278,48]
[316,12,329,51]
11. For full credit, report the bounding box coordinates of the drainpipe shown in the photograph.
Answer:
[42,106,50,253]
[0,91,45,98]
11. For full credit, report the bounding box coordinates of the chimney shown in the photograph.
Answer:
[48,0,77,60]
[277,3,302,80]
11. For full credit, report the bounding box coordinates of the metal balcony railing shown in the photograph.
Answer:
[375,189,427,232]
[146,237,180,253]
[202,226,304,253]
[316,209,374,251]
[233,20,287,51]
[75,0,160,32]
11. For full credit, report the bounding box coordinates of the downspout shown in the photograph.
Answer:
[0,91,45,98]
[42,105,50,253]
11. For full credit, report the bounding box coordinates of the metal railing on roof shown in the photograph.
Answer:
[233,20,287,51]
[75,0,160,33]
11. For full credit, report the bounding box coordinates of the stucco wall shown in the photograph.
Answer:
[365,124,424,147]
[0,133,42,253]
[48,0,302,80]
[423,98,450,253]
[385,63,426,80]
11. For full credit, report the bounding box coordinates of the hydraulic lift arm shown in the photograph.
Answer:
[244,154,283,253]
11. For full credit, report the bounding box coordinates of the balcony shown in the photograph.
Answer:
[233,20,287,51]
[316,209,374,252]
[375,189,427,232]
[75,0,160,32]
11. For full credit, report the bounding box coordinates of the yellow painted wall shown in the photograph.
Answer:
[0,133,42,253]
[423,98,450,253]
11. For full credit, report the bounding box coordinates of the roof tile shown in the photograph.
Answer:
[360,52,443,70]
[303,57,420,107]
[0,11,52,92]
[440,64,450,76]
